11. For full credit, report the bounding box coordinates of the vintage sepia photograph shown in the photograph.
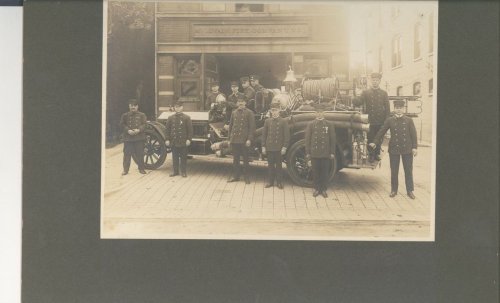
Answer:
[101,0,438,240]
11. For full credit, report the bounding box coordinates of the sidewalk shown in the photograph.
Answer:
[102,144,433,240]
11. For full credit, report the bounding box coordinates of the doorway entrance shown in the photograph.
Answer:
[214,53,291,96]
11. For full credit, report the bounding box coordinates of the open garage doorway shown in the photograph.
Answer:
[214,53,292,95]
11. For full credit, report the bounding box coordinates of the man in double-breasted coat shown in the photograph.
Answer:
[262,103,290,189]
[226,80,244,123]
[240,76,256,112]
[371,100,418,199]
[354,72,391,161]
[305,104,336,198]
[119,99,147,175]
[228,96,256,184]
[165,101,193,177]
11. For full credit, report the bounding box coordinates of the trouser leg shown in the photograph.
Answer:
[179,147,188,175]
[368,124,382,156]
[389,153,401,192]
[132,140,145,170]
[267,152,276,185]
[242,145,250,180]
[402,153,414,192]
[311,158,321,191]
[231,143,241,178]
[172,147,180,174]
[276,152,283,184]
[320,158,330,191]
[123,142,133,172]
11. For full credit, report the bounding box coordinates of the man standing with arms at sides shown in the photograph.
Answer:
[305,104,336,198]
[165,101,193,178]
[370,100,418,199]
[120,99,147,175]
[226,80,244,124]
[262,103,290,189]
[240,76,256,112]
[354,72,390,161]
[228,96,255,184]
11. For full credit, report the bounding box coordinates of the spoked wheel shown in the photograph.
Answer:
[143,129,168,170]
[286,139,337,187]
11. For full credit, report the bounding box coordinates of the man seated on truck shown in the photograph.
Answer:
[353,72,391,162]
[370,100,418,199]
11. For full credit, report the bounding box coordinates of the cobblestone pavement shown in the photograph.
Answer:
[102,144,433,240]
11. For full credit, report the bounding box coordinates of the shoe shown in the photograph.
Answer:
[407,191,416,199]
[169,173,179,177]
[182,173,187,178]
[374,155,382,161]
[389,191,397,198]
[227,178,240,183]
[321,191,328,198]
[277,183,283,189]
[313,190,320,197]
[139,170,147,174]
[121,171,128,176]
[265,183,273,188]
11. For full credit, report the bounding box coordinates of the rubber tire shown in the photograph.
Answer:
[143,128,168,170]
[286,139,337,187]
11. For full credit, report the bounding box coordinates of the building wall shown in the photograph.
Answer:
[154,2,350,112]
[363,2,437,144]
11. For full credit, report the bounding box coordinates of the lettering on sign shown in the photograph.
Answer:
[192,24,309,38]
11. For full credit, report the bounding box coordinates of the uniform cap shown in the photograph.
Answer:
[230,81,239,87]
[393,100,405,108]
[249,75,260,81]
[370,72,382,79]
[173,101,183,107]
[210,81,219,87]
[128,99,139,105]
[240,76,250,82]
[236,95,247,102]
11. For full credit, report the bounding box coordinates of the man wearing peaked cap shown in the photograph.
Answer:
[206,80,225,110]
[227,80,244,123]
[228,96,255,184]
[262,103,290,189]
[305,103,336,198]
[250,74,267,113]
[165,101,193,177]
[371,99,418,199]
[119,98,147,175]
[240,76,256,112]
[353,71,390,162]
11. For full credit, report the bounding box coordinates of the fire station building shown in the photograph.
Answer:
[154,2,349,113]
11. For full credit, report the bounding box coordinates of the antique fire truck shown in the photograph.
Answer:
[142,69,421,187]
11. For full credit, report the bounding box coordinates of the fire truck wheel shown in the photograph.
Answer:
[286,139,337,187]
[143,129,168,170]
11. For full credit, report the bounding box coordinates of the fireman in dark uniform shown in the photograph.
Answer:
[228,96,256,184]
[165,101,193,177]
[120,99,147,175]
[262,103,290,189]
[371,100,418,199]
[305,104,336,198]
[250,74,268,114]
[206,81,225,108]
[226,80,244,123]
[240,76,256,112]
[354,72,390,161]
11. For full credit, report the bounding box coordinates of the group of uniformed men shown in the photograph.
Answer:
[119,72,418,199]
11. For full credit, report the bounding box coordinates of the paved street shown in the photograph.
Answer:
[102,144,433,240]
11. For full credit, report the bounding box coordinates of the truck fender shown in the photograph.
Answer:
[146,121,167,142]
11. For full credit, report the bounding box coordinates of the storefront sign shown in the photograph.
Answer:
[192,23,309,38]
